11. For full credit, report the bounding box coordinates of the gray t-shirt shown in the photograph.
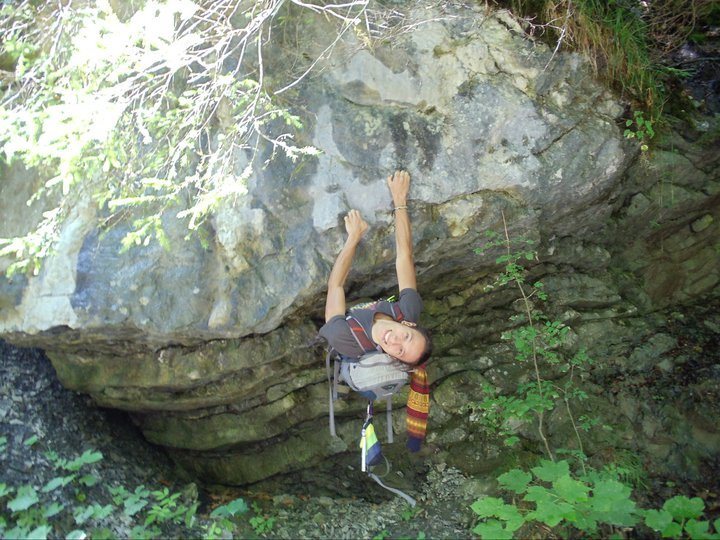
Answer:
[318,288,423,358]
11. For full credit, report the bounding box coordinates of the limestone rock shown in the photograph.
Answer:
[0,4,718,485]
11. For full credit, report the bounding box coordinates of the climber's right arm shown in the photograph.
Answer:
[324,210,368,322]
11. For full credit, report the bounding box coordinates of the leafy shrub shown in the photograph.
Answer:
[471,460,720,539]
[470,216,720,539]
[0,437,251,539]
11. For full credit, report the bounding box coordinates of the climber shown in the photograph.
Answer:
[319,170,432,366]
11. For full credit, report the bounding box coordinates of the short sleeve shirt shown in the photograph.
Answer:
[318,288,423,358]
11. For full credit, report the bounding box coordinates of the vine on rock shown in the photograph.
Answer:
[468,212,720,539]
[468,211,591,465]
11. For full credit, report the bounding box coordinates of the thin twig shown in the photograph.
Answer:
[544,0,573,71]
[501,210,554,461]
[562,366,587,475]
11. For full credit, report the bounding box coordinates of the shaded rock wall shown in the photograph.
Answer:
[0,4,718,485]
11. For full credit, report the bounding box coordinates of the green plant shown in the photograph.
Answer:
[145,488,186,526]
[0,434,251,539]
[249,501,276,536]
[505,0,716,120]
[601,450,648,490]
[643,495,720,538]
[0,0,369,277]
[23,435,38,447]
[205,497,249,538]
[400,503,422,521]
[470,216,592,463]
[472,463,720,539]
[624,110,655,151]
[469,215,720,539]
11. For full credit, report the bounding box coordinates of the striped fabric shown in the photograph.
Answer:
[361,417,383,470]
[406,365,430,452]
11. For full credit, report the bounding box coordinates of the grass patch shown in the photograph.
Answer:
[494,0,717,120]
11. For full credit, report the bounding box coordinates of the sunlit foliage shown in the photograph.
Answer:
[0,0,366,275]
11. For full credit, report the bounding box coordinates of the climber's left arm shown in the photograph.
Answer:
[387,170,417,292]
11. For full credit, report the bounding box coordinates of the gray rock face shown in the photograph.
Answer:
[0,6,718,485]
[0,9,628,346]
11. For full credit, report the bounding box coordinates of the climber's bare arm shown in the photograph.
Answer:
[325,210,369,322]
[387,170,417,292]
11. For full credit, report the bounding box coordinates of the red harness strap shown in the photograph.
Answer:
[346,301,406,354]
[346,315,377,353]
[390,303,405,322]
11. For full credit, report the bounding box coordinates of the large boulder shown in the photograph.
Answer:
[1,4,718,484]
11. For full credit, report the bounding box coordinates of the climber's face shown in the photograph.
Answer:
[372,319,426,364]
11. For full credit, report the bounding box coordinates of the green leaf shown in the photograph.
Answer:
[663,496,704,520]
[78,475,98,487]
[224,497,249,516]
[74,505,95,525]
[66,531,87,540]
[42,474,75,493]
[93,504,114,520]
[553,475,590,503]
[715,518,720,535]
[471,497,507,518]
[4,526,31,539]
[472,519,513,539]
[685,519,711,540]
[661,521,683,538]
[23,435,39,447]
[92,528,115,540]
[592,479,631,502]
[185,502,199,528]
[498,469,532,494]
[524,485,552,504]
[8,485,39,512]
[43,502,65,518]
[471,496,524,531]
[498,505,525,532]
[531,459,570,482]
[644,509,673,531]
[124,497,148,516]
[65,450,103,472]
[588,479,638,527]
[27,525,52,539]
[0,483,12,497]
[570,510,598,532]
[504,436,520,447]
[527,497,575,527]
